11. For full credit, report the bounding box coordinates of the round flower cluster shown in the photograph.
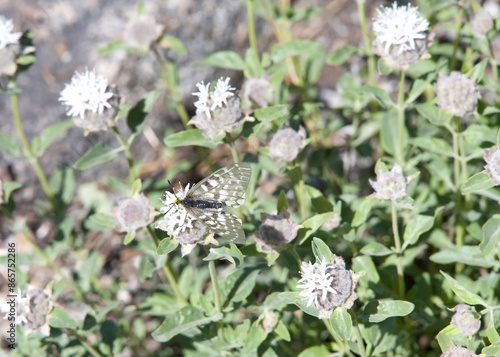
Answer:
[297,255,361,319]
[483,148,500,185]
[449,304,481,337]
[254,210,302,252]
[373,2,430,70]
[440,345,478,357]
[269,126,307,163]
[155,183,217,255]
[59,69,120,133]
[0,15,23,76]
[111,193,157,234]
[436,71,479,118]
[190,77,245,140]
[369,163,407,201]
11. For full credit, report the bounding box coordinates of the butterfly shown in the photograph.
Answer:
[169,163,252,244]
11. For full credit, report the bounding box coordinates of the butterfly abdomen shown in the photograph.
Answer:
[183,198,223,210]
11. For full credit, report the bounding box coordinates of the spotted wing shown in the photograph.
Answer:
[186,207,246,244]
[187,163,252,208]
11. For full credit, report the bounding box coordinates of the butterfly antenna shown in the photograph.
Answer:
[168,180,180,200]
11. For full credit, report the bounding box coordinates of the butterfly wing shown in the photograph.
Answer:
[185,207,246,244]
[187,163,252,208]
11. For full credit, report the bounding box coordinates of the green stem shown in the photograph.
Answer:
[205,247,222,314]
[9,79,58,213]
[356,0,375,87]
[224,133,240,163]
[68,329,104,357]
[247,0,258,55]
[349,310,367,357]
[152,46,190,128]
[23,231,95,308]
[487,37,499,84]
[391,203,405,298]
[148,226,189,306]
[323,319,355,357]
[112,126,136,183]
[450,7,464,71]
[396,70,406,165]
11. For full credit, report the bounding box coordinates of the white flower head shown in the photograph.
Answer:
[111,193,157,234]
[440,345,479,357]
[370,163,408,201]
[155,183,217,255]
[449,304,481,337]
[373,2,430,70]
[436,71,479,118]
[483,148,500,185]
[2,287,53,335]
[59,69,119,133]
[373,2,429,55]
[269,126,307,163]
[0,15,22,50]
[297,255,361,319]
[192,77,235,119]
[211,77,235,111]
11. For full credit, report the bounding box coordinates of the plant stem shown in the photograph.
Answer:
[450,7,464,71]
[349,310,367,357]
[391,203,405,298]
[224,133,240,163]
[9,79,58,214]
[396,70,406,165]
[23,231,95,308]
[323,319,355,357]
[356,0,375,87]
[205,246,222,314]
[148,226,189,306]
[247,0,258,55]
[112,126,136,183]
[68,329,104,357]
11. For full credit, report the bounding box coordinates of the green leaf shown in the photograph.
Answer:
[440,271,489,307]
[243,320,266,353]
[483,106,500,116]
[200,51,246,71]
[164,129,218,148]
[483,342,500,357]
[462,172,495,194]
[156,238,179,255]
[312,237,333,262]
[203,244,244,268]
[298,346,330,357]
[362,300,414,323]
[245,48,263,77]
[3,181,22,202]
[430,246,497,267]
[277,190,288,214]
[436,332,455,353]
[124,231,136,245]
[326,44,359,65]
[298,212,335,244]
[467,58,488,83]
[0,131,21,157]
[131,179,142,195]
[360,242,393,256]
[352,197,377,227]
[463,124,497,145]
[270,40,321,62]
[480,215,500,255]
[253,104,290,123]
[152,306,222,342]
[379,109,400,155]
[16,54,36,65]
[49,306,77,329]
[415,103,452,126]
[73,143,121,170]
[263,292,299,311]
[84,213,115,231]
[98,40,130,56]
[34,119,74,157]
[274,320,291,341]
[157,34,186,55]
[402,215,434,250]
[330,307,352,341]
[221,268,259,304]
[412,137,453,156]
[359,86,394,108]
[127,89,162,134]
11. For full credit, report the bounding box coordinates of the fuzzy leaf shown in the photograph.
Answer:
[156,238,179,255]
[298,212,335,244]
[326,44,359,65]
[363,300,414,323]
[330,307,352,341]
[204,244,244,268]
[462,172,495,194]
[402,215,434,250]
[49,306,77,329]
[253,104,290,123]
[200,51,246,70]
[440,271,489,307]
[73,143,121,170]
[164,129,218,148]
